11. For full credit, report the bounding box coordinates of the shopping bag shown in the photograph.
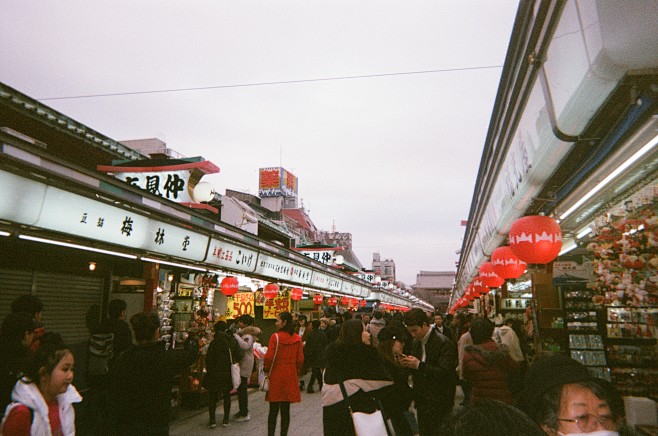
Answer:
[231,363,241,390]
[260,375,270,392]
[351,409,389,436]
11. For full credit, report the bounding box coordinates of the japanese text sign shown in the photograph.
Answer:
[263,289,290,319]
[206,238,258,272]
[226,292,255,319]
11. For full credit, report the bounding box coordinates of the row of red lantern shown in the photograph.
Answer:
[455,215,562,306]
[220,277,370,307]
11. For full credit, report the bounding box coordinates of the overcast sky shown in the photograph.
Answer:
[1,1,518,286]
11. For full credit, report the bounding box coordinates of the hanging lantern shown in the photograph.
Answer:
[350,298,358,307]
[491,246,526,279]
[220,276,239,296]
[457,297,469,308]
[290,287,303,301]
[340,296,350,306]
[509,215,562,264]
[263,283,279,299]
[313,294,323,305]
[473,276,489,295]
[359,299,367,307]
[328,296,337,306]
[479,262,505,288]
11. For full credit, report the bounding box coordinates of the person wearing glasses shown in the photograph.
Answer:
[517,354,632,436]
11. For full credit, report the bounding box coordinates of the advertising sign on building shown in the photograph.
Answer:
[226,292,255,319]
[258,167,298,198]
[206,238,258,273]
[255,253,312,285]
[263,288,291,319]
[97,160,220,205]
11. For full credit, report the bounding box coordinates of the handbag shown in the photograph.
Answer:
[338,379,392,436]
[260,333,279,392]
[228,348,241,390]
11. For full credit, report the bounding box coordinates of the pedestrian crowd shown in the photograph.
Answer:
[0,295,639,436]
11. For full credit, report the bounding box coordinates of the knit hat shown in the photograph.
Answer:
[517,354,597,420]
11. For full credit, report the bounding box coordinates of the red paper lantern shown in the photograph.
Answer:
[491,246,526,279]
[479,262,505,288]
[473,276,490,295]
[313,294,323,305]
[509,215,562,264]
[457,298,469,308]
[263,283,279,299]
[340,296,350,306]
[359,299,367,307]
[328,297,337,306]
[220,276,239,296]
[350,298,358,307]
[290,287,303,301]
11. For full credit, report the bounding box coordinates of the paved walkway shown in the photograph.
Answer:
[170,386,465,435]
[170,388,323,436]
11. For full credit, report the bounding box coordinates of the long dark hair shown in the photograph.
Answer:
[278,312,294,335]
[337,319,364,346]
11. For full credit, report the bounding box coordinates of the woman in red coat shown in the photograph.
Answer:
[263,311,304,436]
[462,317,519,405]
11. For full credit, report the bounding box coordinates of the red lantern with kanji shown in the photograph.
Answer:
[359,299,367,307]
[491,246,527,279]
[263,283,279,299]
[328,296,337,306]
[290,287,303,301]
[313,294,323,305]
[473,276,490,295]
[220,276,239,296]
[479,262,505,288]
[340,296,350,306]
[509,215,562,264]
[350,298,358,307]
[457,297,469,308]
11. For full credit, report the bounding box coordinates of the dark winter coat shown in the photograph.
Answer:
[410,329,457,415]
[109,339,198,435]
[263,331,304,403]
[463,339,519,404]
[322,343,394,436]
[0,337,30,413]
[303,328,327,369]
[203,331,238,392]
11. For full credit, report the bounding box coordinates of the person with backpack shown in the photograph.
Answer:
[232,314,260,422]
[86,299,132,433]
[0,312,36,414]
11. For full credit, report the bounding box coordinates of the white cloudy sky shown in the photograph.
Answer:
[0,1,518,285]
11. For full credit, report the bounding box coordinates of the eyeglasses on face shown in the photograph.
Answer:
[558,414,614,432]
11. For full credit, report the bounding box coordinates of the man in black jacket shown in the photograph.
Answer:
[110,312,198,436]
[400,308,457,436]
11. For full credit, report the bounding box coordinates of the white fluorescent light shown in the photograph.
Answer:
[0,231,10,237]
[18,235,137,259]
[576,226,593,239]
[559,240,577,256]
[560,132,658,220]
[141,257,207,272]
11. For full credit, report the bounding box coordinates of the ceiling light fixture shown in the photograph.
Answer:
[141,256,207,272]
[18,235,137,259]
[560,132,658,220]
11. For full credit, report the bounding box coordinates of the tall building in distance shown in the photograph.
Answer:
[372,252,396,283]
